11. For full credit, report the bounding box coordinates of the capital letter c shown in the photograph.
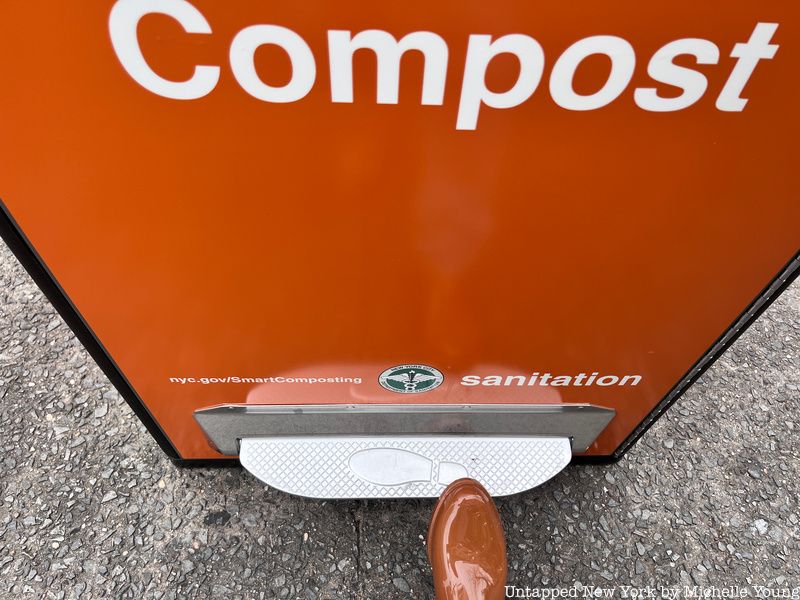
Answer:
[109,0,220,100]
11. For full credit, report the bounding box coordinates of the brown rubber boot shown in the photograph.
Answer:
[427,478,508,600]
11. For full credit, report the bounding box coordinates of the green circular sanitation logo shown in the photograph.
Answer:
[379,365,444,394]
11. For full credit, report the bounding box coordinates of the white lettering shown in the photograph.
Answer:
[328,30,448,105]
[634,39,720,111]
[109,0,219,100]
[716,22,779,111]
[230,25,316,102]
[107,3,781,127]
[550,35,636,110]
[457,34,545,130]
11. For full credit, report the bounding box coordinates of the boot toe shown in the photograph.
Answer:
[428,479,507,599]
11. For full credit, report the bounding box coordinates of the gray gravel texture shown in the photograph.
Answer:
[0,237,798,600]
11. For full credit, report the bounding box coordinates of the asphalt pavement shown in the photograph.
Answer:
[0,239,798,599]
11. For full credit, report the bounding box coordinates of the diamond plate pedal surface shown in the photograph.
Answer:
[239,436,571,499]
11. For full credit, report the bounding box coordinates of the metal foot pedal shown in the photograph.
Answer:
[239,436,571,499]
